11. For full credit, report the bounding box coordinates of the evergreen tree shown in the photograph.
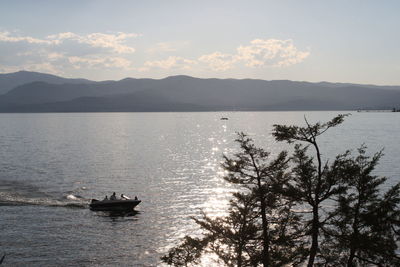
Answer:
[272,114,349,266]
[163,115,400,266]
[161,133,305,266]
[222,133,305,266]
[323,145,400,266]
[161,192,259,267]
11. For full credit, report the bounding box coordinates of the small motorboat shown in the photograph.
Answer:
[89,198,141,211]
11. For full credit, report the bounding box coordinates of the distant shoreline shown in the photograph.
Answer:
[1,71,400,113]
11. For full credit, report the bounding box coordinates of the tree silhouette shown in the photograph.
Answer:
[162,133,305,266]
[322,146,400,266]
[272,114,349,266]
[163,115,400,267]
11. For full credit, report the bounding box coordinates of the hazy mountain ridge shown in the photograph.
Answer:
[0,71,399,112]
[0,70,93,95]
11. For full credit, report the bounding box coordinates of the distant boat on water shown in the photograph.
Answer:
[89,198,141,212]
[220,117,229,120]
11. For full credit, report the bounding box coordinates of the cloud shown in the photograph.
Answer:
[141,56,196,71]
[1,30,309,76]
[198,38,310,71]
[198,52,236,71]
[68,55,132,69]
[0,30,139,74]
[0,31,138,54]
[0,31,58,45]
[3,49,67,74]
[140,38,309,72]
[47,52,65,61]
[47,32,139,53]
[23,62,62,74]
[236,39,310,67]
[0,62,62,75]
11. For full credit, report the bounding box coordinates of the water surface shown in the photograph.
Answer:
[1,111,399,266]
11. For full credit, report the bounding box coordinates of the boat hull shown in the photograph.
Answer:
[89,199,141,211]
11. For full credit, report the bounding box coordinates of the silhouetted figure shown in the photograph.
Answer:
[110,192,117,200]
[103,195,108,201]
[134,196,138,200]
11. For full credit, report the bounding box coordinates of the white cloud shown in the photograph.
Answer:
[0,30,138,74]
[0,31,59,45]
[196,38,310,71]
[0,31,139,54]
[85,33,137,53]
[198,52,236,71]
[141,56,196,71]
[47,32,139,53]
[0,62,62,75]
[23,62,62,74]
[1,30,309,76]
[1,53,132,75]
[236,39,310,67]
[68,55,132,69]
[47,52,65,61]
[139,39,308,72]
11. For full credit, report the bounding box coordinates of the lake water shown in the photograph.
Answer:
[0,111,399,266]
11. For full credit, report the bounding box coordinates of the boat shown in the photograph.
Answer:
[89,198,141,211]
[220,117,229,120]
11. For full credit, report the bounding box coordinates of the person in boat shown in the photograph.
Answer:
[103,195,108,201]
[110,192,117,200]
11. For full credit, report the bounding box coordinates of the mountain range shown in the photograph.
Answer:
[0,71,399,112]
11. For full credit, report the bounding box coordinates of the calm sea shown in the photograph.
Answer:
[0,111,399,266]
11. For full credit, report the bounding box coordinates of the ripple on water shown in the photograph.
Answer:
[1,112,400,266]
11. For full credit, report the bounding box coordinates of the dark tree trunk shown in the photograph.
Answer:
[308,205,319,267]
[307,140,322,267]
[347,195,361,267]
[259,194,270,267]
[251,153,270,267]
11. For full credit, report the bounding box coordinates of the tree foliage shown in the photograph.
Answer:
[162,115,400,267]
[272,114,350,266]
[322,146,400,266]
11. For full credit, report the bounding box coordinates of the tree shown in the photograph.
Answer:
[272,114,349,266]
[323,145,400,266]
[161,235,208,267]
[163,115,400,266]
[222,133,305,266]
[161,192,261,267]
[162,133,305,266]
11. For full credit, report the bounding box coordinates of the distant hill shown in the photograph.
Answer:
[0,70,93,94]
[0,71,399,112]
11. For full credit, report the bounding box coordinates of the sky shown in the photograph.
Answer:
[0,0,399,85]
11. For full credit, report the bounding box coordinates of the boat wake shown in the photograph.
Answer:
[0,191,88,208]
[0,181,89,209]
